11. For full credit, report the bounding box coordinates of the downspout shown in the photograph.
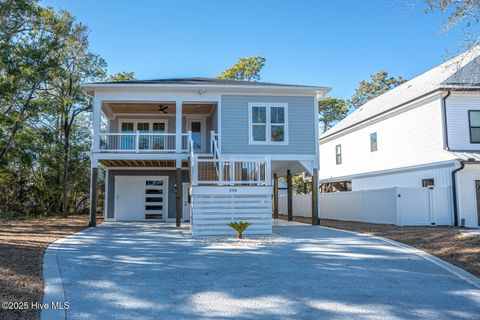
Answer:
[451,160,465,227]
[441,90,451,150]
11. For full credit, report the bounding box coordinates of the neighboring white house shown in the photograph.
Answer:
[319,47,480,228]
[83,78,328,235]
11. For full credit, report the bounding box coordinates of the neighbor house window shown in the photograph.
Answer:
[469,110,480,143]
[370,132,378,152]
[335,144,342,165]
[249,103,288,144]
[422,179,435,188]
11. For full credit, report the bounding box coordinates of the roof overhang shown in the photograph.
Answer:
[82,82,331,98]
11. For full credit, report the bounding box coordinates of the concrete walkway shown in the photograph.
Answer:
[42,222,480,320]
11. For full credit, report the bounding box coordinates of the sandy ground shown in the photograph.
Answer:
[0,214,101,320]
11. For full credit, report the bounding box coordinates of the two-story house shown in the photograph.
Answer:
[320,47,480,228]
[84,78,328,235]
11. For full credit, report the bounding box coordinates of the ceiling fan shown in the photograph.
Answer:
[158,105,168,114]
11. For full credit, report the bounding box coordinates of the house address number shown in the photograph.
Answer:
[229,188,238,193]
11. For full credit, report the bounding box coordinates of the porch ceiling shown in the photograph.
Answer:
[99,159,189,168]
[107,103,215,115]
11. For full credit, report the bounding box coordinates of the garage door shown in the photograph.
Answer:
[114,176,168,221]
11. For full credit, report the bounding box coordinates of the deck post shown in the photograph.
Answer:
[312,168,319,225]
[176,165,182,227]
[175,100,182,153]
[89,166,98,227]
[287,170,293,221]
[273,174,279,219]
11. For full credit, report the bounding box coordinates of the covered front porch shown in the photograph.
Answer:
[97,101,219,155]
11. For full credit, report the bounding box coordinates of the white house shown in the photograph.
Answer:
[84,78,328,235]
[319,48,480,228]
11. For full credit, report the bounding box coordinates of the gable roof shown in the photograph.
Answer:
[321,46,480,140]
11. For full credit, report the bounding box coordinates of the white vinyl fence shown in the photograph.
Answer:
[279,187,453,226]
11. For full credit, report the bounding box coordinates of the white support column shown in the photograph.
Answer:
[176,100,182,153]
[92,96,101,152]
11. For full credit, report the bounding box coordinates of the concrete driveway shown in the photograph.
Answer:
[42,221,480,320]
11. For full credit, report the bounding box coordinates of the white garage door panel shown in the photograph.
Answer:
[115,176,168,221]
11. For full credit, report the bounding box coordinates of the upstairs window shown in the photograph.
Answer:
[335,144,342,165]
[370,132,378,152]
[249,103,288,144]
[469,110,480,143]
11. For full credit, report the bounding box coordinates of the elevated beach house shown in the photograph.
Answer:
[84,78,328,235]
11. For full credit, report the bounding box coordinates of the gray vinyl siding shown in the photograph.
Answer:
[106,169,190,219]
[221,95,316,154]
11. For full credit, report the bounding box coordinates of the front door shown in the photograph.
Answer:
[476,180,480,226]
[187,119,206,153]
[182,182,191,222]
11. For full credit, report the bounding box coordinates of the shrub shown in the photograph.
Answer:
[228,221,251,239]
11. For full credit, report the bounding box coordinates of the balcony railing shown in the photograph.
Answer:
[191,158,270,185]
[99,132,189,152]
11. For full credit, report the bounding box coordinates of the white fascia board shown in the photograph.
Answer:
[220,154,315,161]
[319,159,458,183]
[83,83,331,97]
[91,152,189,161]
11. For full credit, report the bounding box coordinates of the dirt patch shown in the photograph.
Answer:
[0,214,102,320]
[278,215,480,277]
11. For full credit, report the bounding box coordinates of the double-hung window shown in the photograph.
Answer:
[469,110,480,143]
[249,103,288,144]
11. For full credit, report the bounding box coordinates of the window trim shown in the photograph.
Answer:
[468,110,480,144]
[335,144,342,165]
[370,132,378,152]
[119,119,169,133]
[248,102,289,145]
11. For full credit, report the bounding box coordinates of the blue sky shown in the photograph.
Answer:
[43,0,466,99]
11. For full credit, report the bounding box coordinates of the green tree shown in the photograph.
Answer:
[318,97,348,133]
[46,10,106,214]
[107,71,135,81]
[347,71,406,109]
[217,56,266,81]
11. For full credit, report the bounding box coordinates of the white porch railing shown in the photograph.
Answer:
[99,132,189,152]
[189,130,269,186]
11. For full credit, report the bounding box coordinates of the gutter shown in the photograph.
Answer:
[451,161,465,227]
[441,90,451,150]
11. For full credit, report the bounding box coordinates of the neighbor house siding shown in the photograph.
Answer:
[220,95,316,154]
[106,169,189,219]
[351,164,454,190]
[320,96,452,180]
[446,93,480,151]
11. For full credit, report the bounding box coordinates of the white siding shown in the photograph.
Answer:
[320,96,453,180]
[456,164,480,227]
[446,93,480,151]
[190,186,273,236]
[352,165,454,190]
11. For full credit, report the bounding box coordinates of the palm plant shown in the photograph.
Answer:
[228,221,251,239]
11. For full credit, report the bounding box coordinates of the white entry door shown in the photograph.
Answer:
[182,182,191,222]
[187,119,206,153]
[115,176,168,221]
